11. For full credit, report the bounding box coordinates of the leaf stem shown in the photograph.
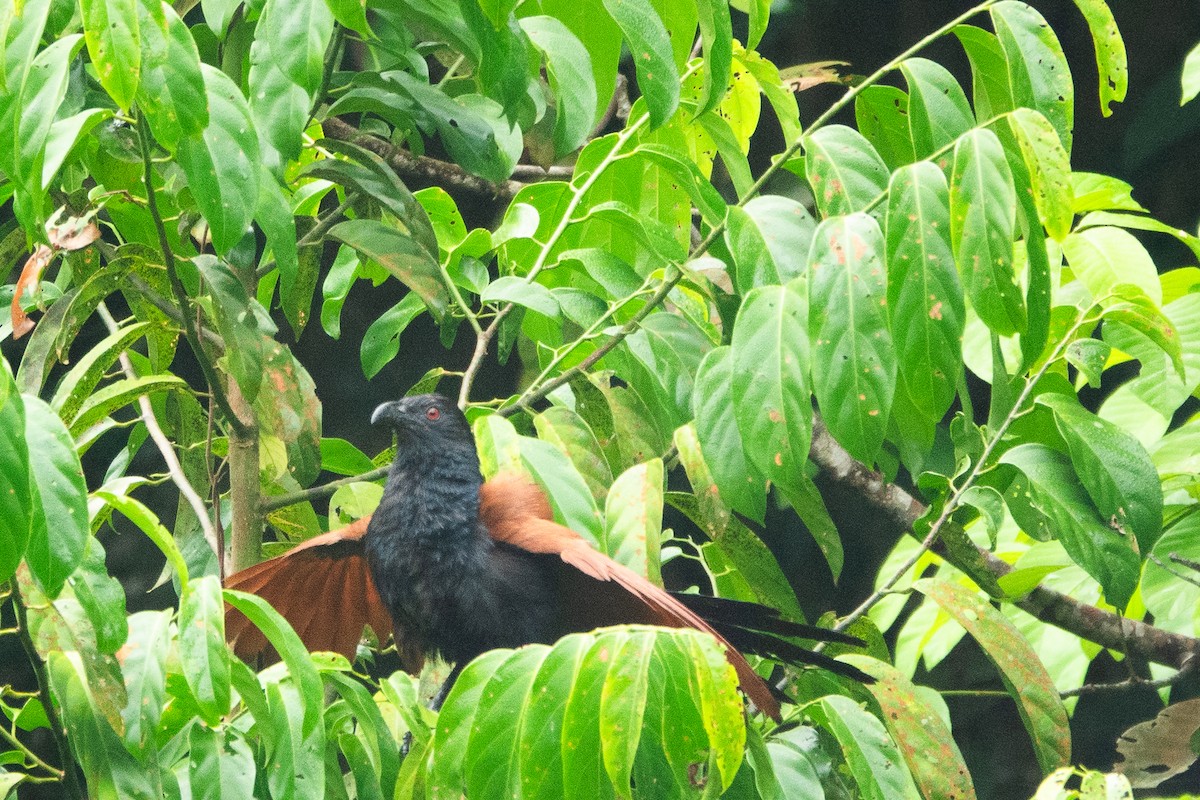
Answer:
[9,581,85,800]
[833,310,1099,633]
[259,465,390,513]
[135,110,249,439]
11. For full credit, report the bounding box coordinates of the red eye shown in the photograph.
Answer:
[426,407,441,421]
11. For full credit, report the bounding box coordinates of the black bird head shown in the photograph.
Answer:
[371,394,473,449]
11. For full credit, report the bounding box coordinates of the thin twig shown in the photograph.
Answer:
[96,304,221,564]
[135,110,248,439]
[10,582,85,800]
[259,465,390,513]
[1060,656,1196,698]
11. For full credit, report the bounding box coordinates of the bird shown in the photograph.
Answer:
[225,394,869,719]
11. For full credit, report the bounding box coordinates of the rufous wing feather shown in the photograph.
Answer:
[481,474,783,720]
[224,518,393,663]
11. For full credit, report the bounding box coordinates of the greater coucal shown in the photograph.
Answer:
[225,394,867,719]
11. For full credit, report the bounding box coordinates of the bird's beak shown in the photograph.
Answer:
[371,402,397,427]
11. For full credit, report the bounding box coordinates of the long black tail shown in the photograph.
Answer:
[673,593,875,684]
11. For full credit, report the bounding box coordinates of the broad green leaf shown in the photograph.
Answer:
[735,44,801,146]
[201,0,239,36]
[256,172,305,339]
[263,680,325,800]
[176,64,261,254]
[991,1,1074,153]
[80,0,140,110]
[361,293,426,380]
[22,396,87,597]
[1077,210,1200,264]
[724,196,815,295]
[914,578,1072,773]
[0,361,33,584]
[529,0,621,127]
[899,57,975,160]
[1184,43,1200,105]
[195,254,273,404]
[954,25,1014,122]
[885,161,963,424]
[692,347,767,523]
[604,459,664,580]
[43,108,112,189]
[1035,394,1162,556]
[1070,173,1145,214]
[842,655,977,800]
[805,694,915,800]
[481,275,560,316]
[1061,226,1162,307]
[804,124,890,217]
[1141,514,1200,630]
[522,15,597,158]
[1008,108,1074,241]
[253,346,322,486]
[693,0,733,116]
[672,424,802,619]
[1000,443,1140,610]
[535,406,613,506]
[119,610,171,761]
[94,490,189,592]
[781,474,845,584]
[330,218,449,319]
[179,575,230,726]
[730,285,811,496]
[854,85,915,169]
[326,0,371,36]
[47,651,156,800]
[808,213,895,464]
[67,374,187,438]
[633,143,728,225]
[430,649,510,800]
[324,671,400,799]
[189,726,256,800]
[950,128,1025,336]
[600,0,678,128]
[1071,0,1127,115]
[71,537,127,655]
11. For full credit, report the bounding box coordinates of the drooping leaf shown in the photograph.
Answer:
[914,578,1072,774]
[804,124,890,217]
[949,128,1025,336]
[1008,107,1074,242]
[178,575,230,726]
[330,218,449,319]
[991,1,1074,153]
[723,196,816,295]
[804,694,916,800]
[899,57,975,160]
[808,213,896,464]
[0,361,33,584]
[521,15,598,158]
[1070,0,1127,116]
[80,0,140,110]
[854,85,915,169]
[21,396,87,597]
[604,459,664,581]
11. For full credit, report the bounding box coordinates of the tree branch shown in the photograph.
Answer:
[808,419,1200,670]
[321,117,522,202]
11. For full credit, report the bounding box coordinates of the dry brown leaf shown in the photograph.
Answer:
[779,60,853,92]
[1113,696,1200,787]
[11,245,53,340]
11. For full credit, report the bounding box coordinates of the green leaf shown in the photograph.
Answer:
[1008,108,1074,242]
[67,374,187,438]
[1070,0,1127,115]
[841,655,977,800]
[1141,514,1200,629]
[21,396,86,597]
[672,424,802,619]
[724,196,815,295]
[248,0,333,169]
[899,57,975,160]
[1061,226,1162,307]
[808,213,895,464]
[692,347,766,523]
[330,219,449,319]
[189,725,256,800]
[43,108,113,189]
[361,293,426,380]
[119,610,171,761]
[1070,172,1145,214]
[600,0,678,128]
[0,362,33,585]
[950,128,1025,336]
[1000,443,1140,610]
[604,459,664,580]
[176,64,261,254]
[914,578,1071,774]
[991,1,1074,153]
[47,651,156,800]
[179,575,230,726]
[954,25,1015,122]
[94,490,189,593]
[1183,43,1200,105]
[80,0,140,110]
[693,0,733,116]
[1035,394,1163,556]
[885,161,964,424]
[253,347,322,487]
[201,0,239,36]
[521,15,597,158]
[47,325,152,426]
[481,275,560,316]
[730,285,811,497]
[1077,210,1200,263]
[536,0,622,127]
[854,85,915,170]
[804,694,915,800]
[534,406,613,506]
[804,124,890,217]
